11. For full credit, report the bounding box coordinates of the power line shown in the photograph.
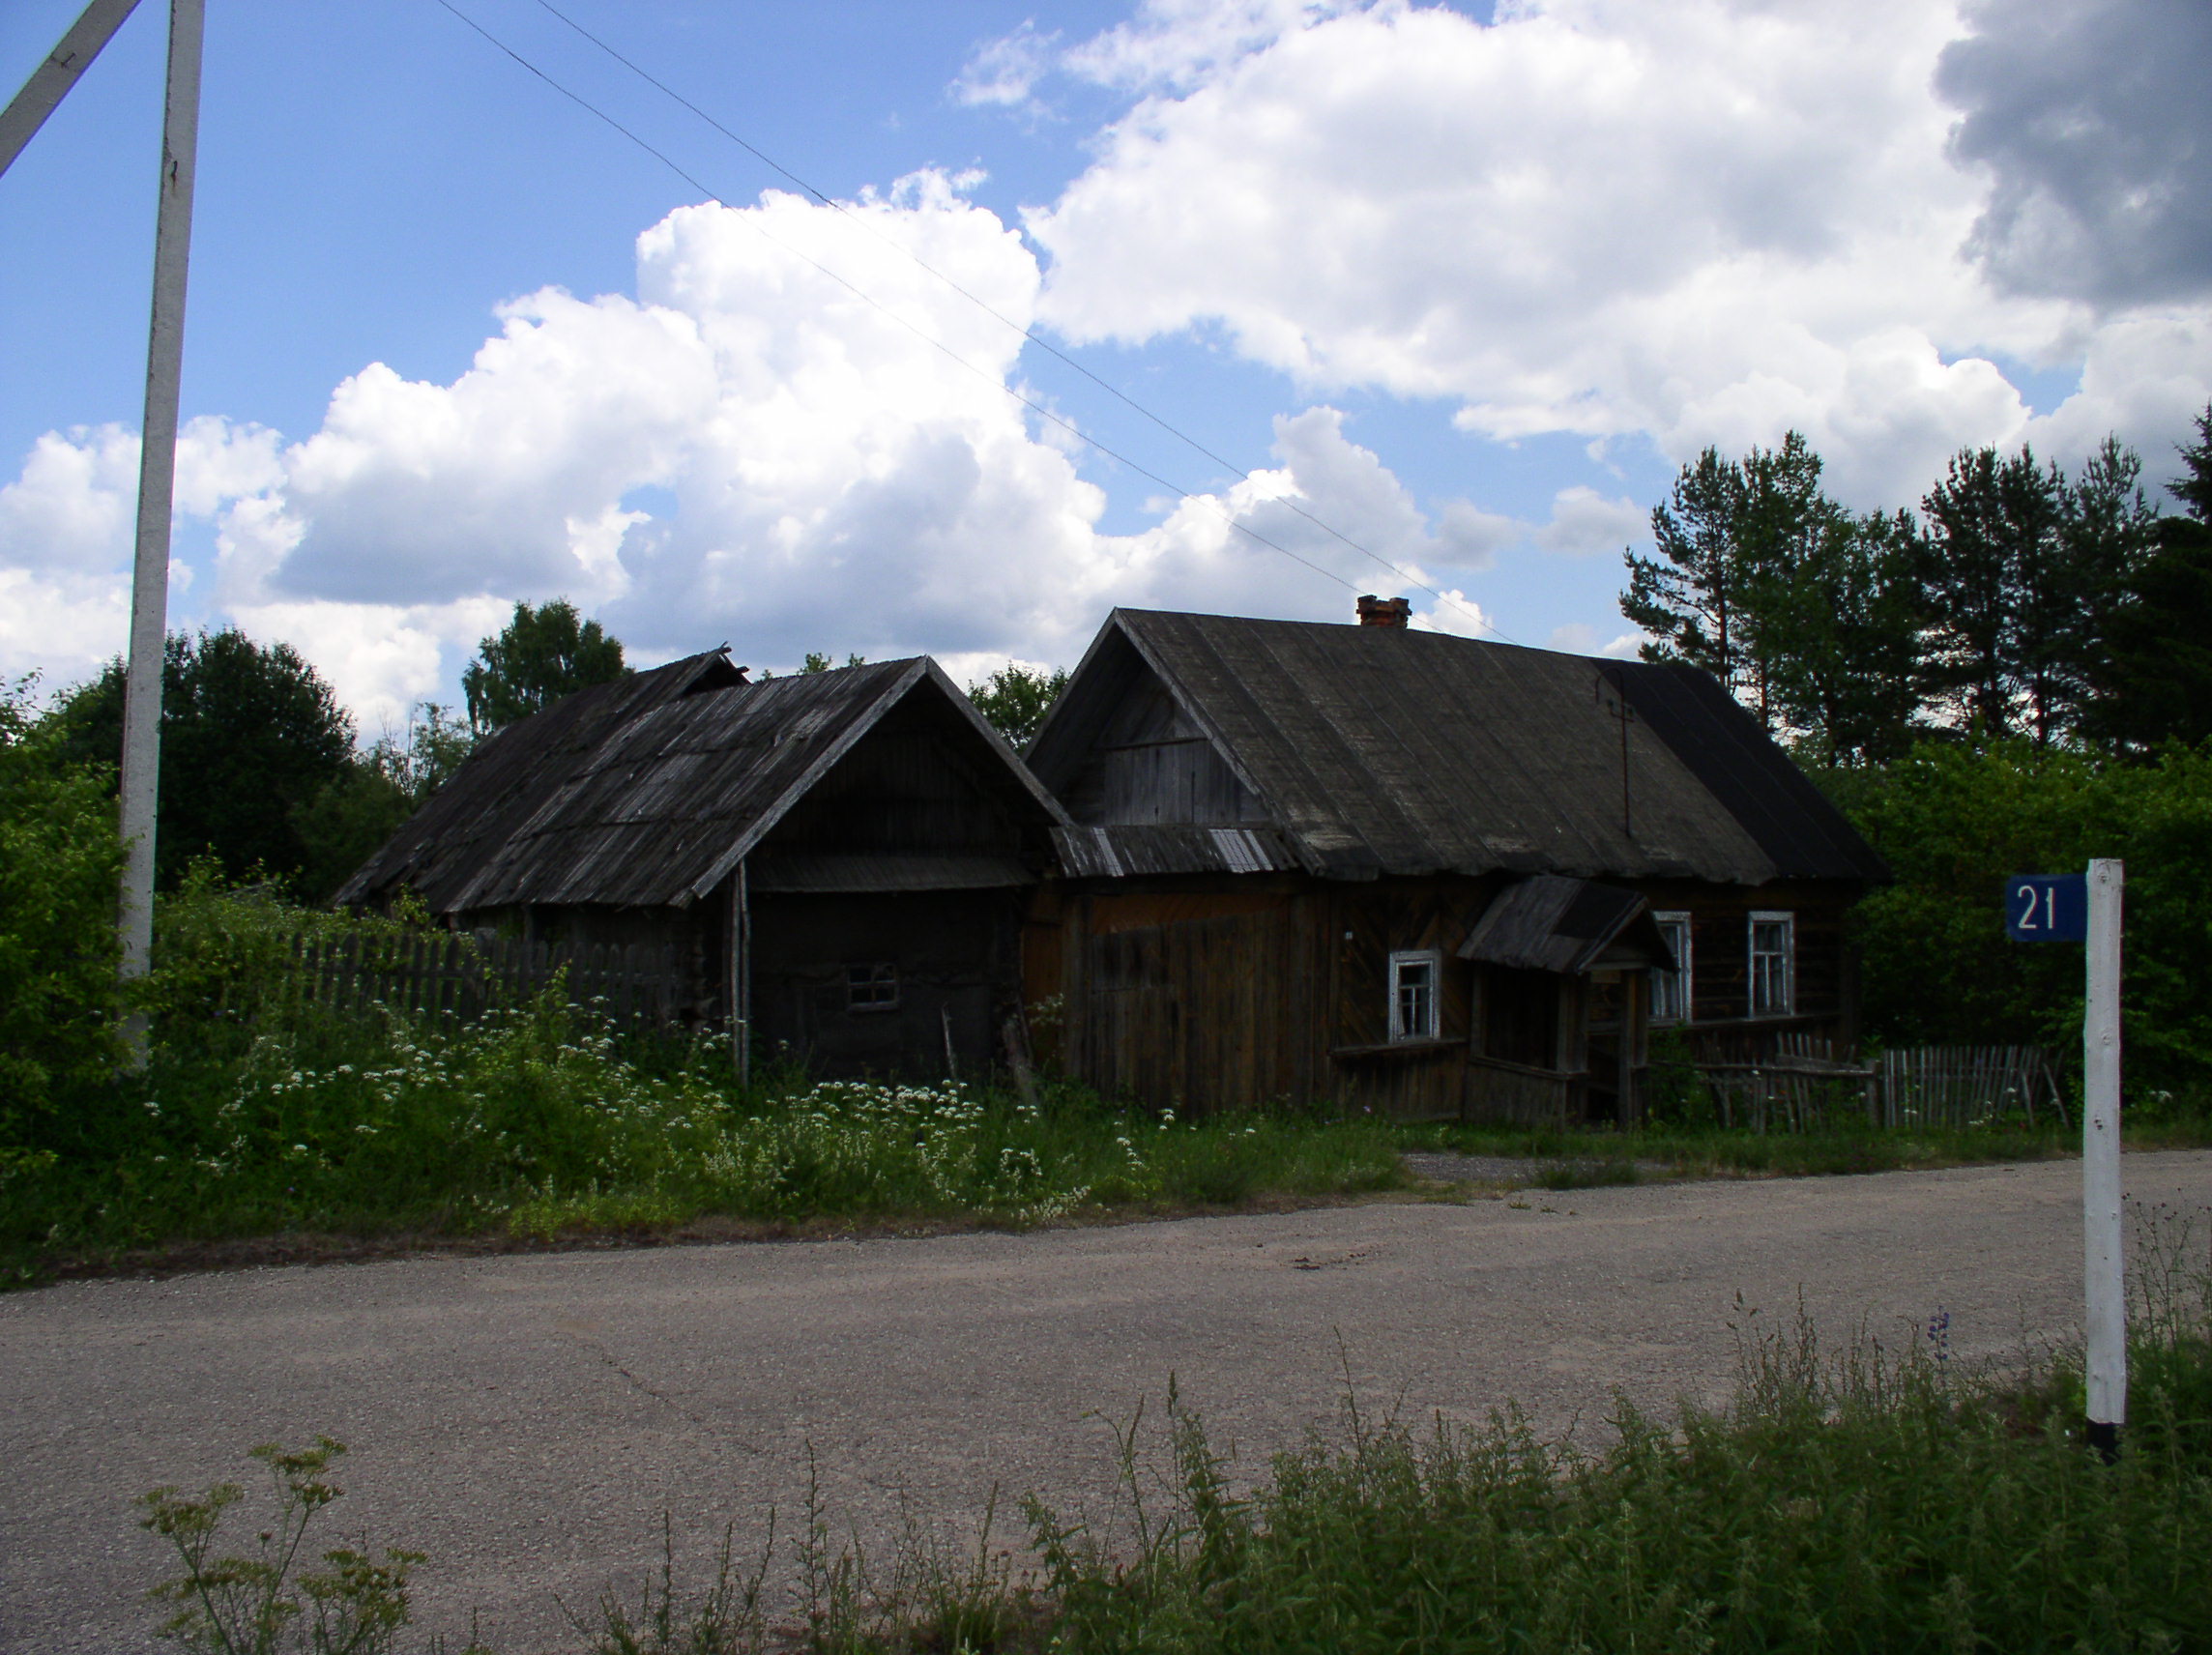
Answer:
[433,0,1506,637]
[529,0,1496,634]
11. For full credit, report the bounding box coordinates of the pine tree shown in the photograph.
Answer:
[1759,508,1932,766]
[1621,432,1826,727]
[2084,404,2212,749]
[2168,399,2212,523]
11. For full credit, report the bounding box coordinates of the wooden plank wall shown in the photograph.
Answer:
[1067,888,1329,1111]
[764,708,1033,856]
[1059,674,1266,828]
[1329,880,1485,1049]
[750,889,1018,1080]
[1050,876,1502,1118]
[1635,880,1854,1031]
[1036,872,1870,1120]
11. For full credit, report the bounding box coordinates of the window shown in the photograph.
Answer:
[1388,951,1441,1041]
[1650,912,1693,1024]
[846,963,899,1013]
[1748,913,1793,1017]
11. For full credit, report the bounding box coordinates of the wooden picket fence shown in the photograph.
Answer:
[287,930,692,1028]
[1877,1044,2067,1130]
[1671,1032,2067,1133]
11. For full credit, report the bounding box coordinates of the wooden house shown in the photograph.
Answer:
[1020,603,1888,1123]
[337,650,1070,1079]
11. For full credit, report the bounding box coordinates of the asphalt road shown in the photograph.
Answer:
[7,1152,2210,1652]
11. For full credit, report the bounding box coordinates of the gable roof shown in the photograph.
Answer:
[337,652,1070,914]
[1025,609,1886,886]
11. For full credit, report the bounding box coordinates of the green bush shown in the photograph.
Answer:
[1828,738,2212,1092]
[0,679,127,1138]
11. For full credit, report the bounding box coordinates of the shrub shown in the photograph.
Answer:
[0,678,126,1139]
[1830,738,2212,1092]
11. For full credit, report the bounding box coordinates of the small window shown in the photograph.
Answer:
[1650,912,1693,1024]
[1748,913,1793,1017]
[1388,951,1441,1041]
[846,963,899,1013]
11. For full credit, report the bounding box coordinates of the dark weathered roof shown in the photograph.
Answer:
[1026,610,1886,886]
[339,653,1069,913]
[1051,825,1301,880]
[1458,875,1674,974]
[334,650,745,910]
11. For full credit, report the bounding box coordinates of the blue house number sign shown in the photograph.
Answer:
[2006,874,2087,942]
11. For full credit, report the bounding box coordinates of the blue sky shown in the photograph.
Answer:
[5,0,2208,731]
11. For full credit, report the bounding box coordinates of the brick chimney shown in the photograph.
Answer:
[1356,594,1412,628]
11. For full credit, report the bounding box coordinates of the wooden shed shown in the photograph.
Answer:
[337,650,1071,1080]
[1021,604,1889,1123]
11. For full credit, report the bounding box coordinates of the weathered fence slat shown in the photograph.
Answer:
[277,925,693,1031]
[1682,1037,2065,1135]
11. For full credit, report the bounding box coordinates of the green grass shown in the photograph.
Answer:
[1394,1116,2119,1179]
[0,988,1411,1283]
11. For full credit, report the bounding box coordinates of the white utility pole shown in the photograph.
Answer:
[0,0,142,181]
[117,0,204,1033]
[2082,857,2125,1458]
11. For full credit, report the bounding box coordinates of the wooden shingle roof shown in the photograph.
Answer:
[1026,610,1887,886]
[337,652,1068,914]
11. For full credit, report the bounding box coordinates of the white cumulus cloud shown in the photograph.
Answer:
[1,176,1481,720]
[1024,0,2212,506]
[1533,486,1646,560]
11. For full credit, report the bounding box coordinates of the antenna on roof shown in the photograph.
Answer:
[1597,667,1636,842]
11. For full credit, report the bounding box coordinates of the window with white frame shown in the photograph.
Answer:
[1388,950,1441,1041]
[1650,912,1693,1024]
[1748,913,1793,1017]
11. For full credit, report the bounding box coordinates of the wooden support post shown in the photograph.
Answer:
[1003,1013,1043,1114]
[2083,857,2125,1459]
[729,861,750,1088]
[1616,973,1643,1130]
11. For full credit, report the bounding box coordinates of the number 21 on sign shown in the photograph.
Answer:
[2005,873,2086,942]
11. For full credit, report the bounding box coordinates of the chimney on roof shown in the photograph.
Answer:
[1356,595,1412,628]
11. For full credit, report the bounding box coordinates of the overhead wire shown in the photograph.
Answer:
[530,0,1499,635]
[434,0,1508,637]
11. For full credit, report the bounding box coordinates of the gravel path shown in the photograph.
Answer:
[7,1151,2209,1653]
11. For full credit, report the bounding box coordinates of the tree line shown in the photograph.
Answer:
[1620,405,2212,763]
[24,598,1066,906]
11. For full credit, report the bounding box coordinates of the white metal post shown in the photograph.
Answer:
[117,0,203,1028]
[2083,857,2125,1457]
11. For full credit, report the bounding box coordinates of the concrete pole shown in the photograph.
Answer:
[2083,857,2125,1458]
[117,0,203,1022]
[0,0,144,181]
